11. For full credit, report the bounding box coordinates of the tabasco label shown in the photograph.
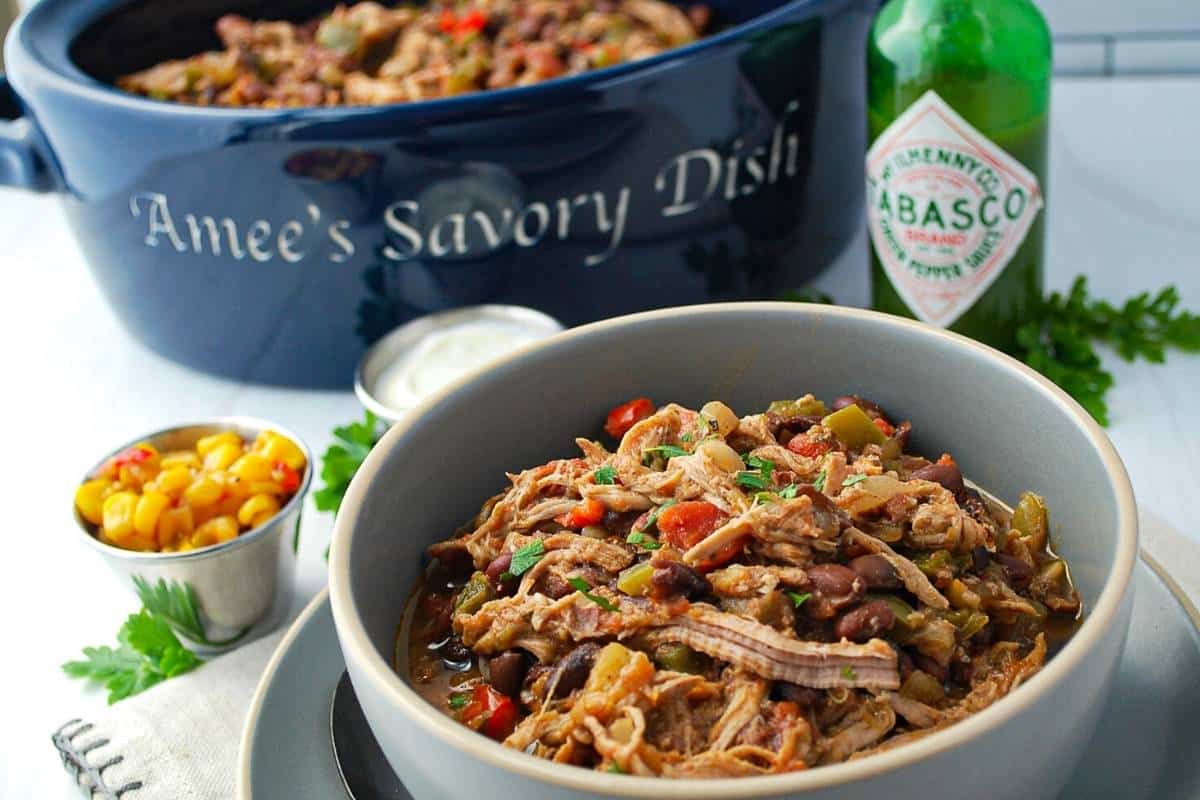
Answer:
[866,90,1043,327]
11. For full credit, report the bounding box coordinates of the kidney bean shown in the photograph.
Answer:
[909,462,964,494]
[831,395,887,418]
[911,653,948,683]
[833,600,896,642]
[804,563,865,619]
[485,552,513,583]
[848,554,899,589]
[488,651,528,699]
[994,552,1034,586]
[551,642,601,698]
[652,559,712,600]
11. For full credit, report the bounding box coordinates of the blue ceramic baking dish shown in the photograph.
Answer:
[3,0,875,386]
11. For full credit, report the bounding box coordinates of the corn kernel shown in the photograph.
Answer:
[238,494,281,528]
[133,490,170,541]
[102,491,138,545]
[256,432,306,471]
[157,506,194,550]
[248,480,284,496]
[75,479,111,525]
[230,452,273,482]
[204,441,243,472]
[218,472,252,501]
[184,476,223,508]
[196,431,242,457]
[154,465,192,497]
[194,515,239,548]
[161,450,201,470]
[214,493,245,518]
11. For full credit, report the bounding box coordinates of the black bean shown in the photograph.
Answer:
[552,643,601,698]
[971,546,991,573]
[994,553,1034,586]
[773,682,822,708]
[833,601,896,642]
[909,462,965,494]
[911,653,948,683]
[848,554,899,589]
[602,510,641,538]
[488,652,528,699]
[652,560,711,600]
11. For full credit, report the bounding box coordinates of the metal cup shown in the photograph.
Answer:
[74,417,312,652]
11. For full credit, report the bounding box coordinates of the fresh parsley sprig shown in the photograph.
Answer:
[593,466,617,485]
[508,540,546,576]
[63,609,203,704]
[133,577,248,648]
[1017,277,1199,426]
[568,577,620,612]
[313,410,383,514]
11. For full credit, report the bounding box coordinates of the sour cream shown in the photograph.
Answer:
[356,306,564,422]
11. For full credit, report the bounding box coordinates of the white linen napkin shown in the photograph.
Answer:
[52,630,284,800]
[50,513,1199,799]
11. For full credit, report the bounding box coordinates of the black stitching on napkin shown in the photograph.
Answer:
[52,719,143,799]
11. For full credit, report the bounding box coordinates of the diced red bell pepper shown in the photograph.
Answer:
[458,9,487,32]
[786,435,830,459]
[438,9,457,32]
[461,684,517,741]
[107,445,154,472]
[873,417,895,437]
[555,497,606,529]
[604,397,654,439]
[274,462,301,493]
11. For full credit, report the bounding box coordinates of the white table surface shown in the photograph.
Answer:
[1,76,1197,799]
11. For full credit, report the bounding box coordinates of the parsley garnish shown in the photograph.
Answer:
[627,531,662,550]
[841,666,857,681]
[1017,277,1200,426]
[842,474,869,488]
[62,609,202,704]
[639,499,677,533]
[498,570,515,582]
[643,444,689,460]
[568,577,620,612]
[787,591,811,608]
[753,491,777,505]
[778,484,799,499]
[509,541,546,576]
[737,454,775,492]
[681,433,692,442]
[314,410,382,515]
[593,465,617,485]
[133,576,248,647]
[448,692,470,710]
[813,469,828,492]
[743,454,775,473]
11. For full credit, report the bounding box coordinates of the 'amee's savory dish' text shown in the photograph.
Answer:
[405,395,1080,777]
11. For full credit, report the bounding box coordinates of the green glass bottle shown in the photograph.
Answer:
[866,0,1051,354]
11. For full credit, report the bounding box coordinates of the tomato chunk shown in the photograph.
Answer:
[873,417,896,437]
[786,435,830,459]
[604,397,655,439]
[461,684,516,741]
[555,497,606,529]
[657,501,726,551]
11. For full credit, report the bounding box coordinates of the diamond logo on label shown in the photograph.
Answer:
[866,90,1043,327]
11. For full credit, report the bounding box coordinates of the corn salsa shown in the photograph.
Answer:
[75,430,306,553]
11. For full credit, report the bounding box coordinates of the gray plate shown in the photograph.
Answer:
[238,558,1200,800]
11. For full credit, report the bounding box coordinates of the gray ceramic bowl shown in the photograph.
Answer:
[76,417,312,651]
[329,303,1137,800]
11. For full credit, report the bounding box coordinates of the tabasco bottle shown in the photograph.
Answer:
[866,0,1051,353]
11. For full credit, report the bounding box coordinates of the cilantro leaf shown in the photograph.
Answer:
[593,466,617,485]
[568,577,620,612]
[626,531,662,550]
[753,491,776,505]
[63,609,202,704]
[841,665,857,681]
[735,470,771,490]
[448,692,470,710]
[1016,277,1199,427]
[842,474,869,488]
[639,499,677,533]
[813,469,827,493]
[787,591,811,608]
[642,444,688,461]
[133,576,248,648]
[313,410,382,514]
[508,540,545,576]
[778,484,799,499]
